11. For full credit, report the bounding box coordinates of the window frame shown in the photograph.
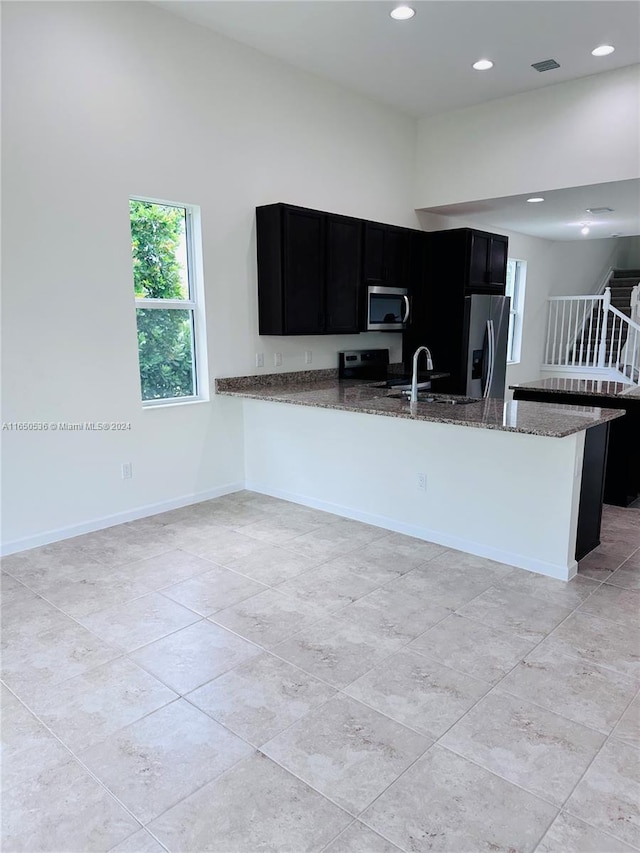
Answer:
[130,196,209,408]
[505,258,526,365]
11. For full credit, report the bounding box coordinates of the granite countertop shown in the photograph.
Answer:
[216,370,625,438]
[510,377,640,400]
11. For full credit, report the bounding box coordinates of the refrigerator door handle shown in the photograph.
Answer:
[483,319,495,399]
[401,295,410,324]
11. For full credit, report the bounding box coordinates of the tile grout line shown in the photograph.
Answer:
[420,577,640,848]
[1,535,629,703]
[4,496,638,851]
[8,538,628,773]
[18,600,628,849]
[0,680,172,853]
[556,685,640,837]
[2,678,305,852]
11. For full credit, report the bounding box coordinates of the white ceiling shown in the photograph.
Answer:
[157,1,640,240]
[158,0,639,118]
[420,179,640,241]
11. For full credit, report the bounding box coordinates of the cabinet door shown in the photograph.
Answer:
[488,237,508,286]
[385,227,410,288]
[363,222,386,284]
[406,230,428,327]
[469,232,490,288]
[283,208,325,334]
[325,215,362,334]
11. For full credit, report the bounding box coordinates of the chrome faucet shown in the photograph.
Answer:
[410,346,434,403]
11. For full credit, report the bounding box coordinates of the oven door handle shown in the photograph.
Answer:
[402,295,410,324]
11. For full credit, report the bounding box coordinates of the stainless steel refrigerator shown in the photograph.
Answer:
[463,294,511,398]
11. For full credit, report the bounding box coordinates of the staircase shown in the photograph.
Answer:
[543,268,640,385]
[597,270,640,377]
[609,268,640,320]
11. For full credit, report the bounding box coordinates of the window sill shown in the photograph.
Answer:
[507,360,521,366]
[142,396,210,410]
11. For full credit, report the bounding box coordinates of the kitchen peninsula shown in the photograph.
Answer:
[217,371,624,581]
[511,378,640,508]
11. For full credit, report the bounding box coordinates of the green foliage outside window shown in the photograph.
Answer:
[130,200,195,401]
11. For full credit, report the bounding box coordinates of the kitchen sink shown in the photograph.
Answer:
[373,381,432,391]
[387,392,480,405]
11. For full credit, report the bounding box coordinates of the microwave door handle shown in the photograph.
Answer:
[402,295,410,324]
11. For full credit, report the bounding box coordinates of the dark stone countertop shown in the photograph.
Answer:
[216,370,625,438]
[510,377,640,400]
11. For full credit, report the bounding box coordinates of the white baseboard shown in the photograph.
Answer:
[246,480,577,581]
[2,478,579,581]
[0,481,245,556]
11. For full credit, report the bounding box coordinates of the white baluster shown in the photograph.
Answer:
[598,287,611,368]
[586,299,595,367]
[615,314,623,371]
[560,302,568,365]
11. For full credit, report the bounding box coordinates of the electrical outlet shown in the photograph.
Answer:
[255,352,264,368]
[274,352,283,367]
[304,350,313,365]
[417,472,427,491]
[121,462,132,480]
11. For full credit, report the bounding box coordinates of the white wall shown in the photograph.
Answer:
[616,236,640,269]
[418,212,621,389]
[415,65,640,208]
[244,399,583,579]
[1,1,417,549]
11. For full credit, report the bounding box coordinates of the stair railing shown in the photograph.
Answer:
[545,293,604,369]
[544,287,640,384]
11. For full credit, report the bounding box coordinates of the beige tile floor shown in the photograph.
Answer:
[2,492,639,853]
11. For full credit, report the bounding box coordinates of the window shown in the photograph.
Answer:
[505,258,527,364]
[130,198,208,405]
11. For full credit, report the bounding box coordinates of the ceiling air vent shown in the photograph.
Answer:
[586,207,614,214]
[531,59,560,72]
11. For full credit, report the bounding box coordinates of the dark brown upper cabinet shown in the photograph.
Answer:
[363,222,412,289]
[256,203,362,336]
[468,230,508,290]
[425,227,508,296]
[325,213,362,334]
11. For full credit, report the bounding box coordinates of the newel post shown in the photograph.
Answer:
[631,284,640,325]
[598,287,611,368]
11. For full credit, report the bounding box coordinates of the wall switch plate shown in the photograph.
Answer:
[417,472,427,491]
[255,352,264,368]
[121,462,132,480]
[274,352,283,367]
[304,350,313,365]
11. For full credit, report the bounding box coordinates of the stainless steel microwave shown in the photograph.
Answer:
[366,286,410,331]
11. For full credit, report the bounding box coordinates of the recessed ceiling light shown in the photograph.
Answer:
[527,197,545,203]
[592,45,615,56]
[390,5,415,20]
[581,226,590,235]
[473,59,494,71]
